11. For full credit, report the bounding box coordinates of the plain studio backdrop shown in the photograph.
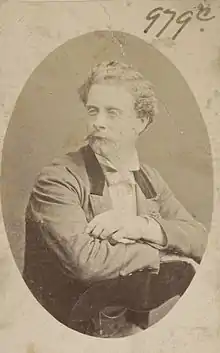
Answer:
[1,31,213,272]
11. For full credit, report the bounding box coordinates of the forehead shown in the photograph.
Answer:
[86,83,135,109]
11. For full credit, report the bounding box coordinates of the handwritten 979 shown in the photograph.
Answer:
[144,4,215,40]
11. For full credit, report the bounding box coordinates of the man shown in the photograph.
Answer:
[23,61,207,337]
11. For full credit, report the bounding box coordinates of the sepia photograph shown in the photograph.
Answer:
[1,31,213,339]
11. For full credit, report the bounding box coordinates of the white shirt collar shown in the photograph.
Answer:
[95,151,140,186]
[95,150,140,173]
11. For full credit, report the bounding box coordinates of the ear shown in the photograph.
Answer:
[139,117,150,134]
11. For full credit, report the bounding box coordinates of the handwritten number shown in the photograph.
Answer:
[144,7,163,34]
[172,11,193,40]
[144,5,215,40]
[156,9,176,38]
[196,4,215,21]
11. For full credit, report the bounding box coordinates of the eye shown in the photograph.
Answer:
[107,108,120,118]
[87,107,98,116]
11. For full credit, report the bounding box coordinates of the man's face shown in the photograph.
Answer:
[85,83,146,154]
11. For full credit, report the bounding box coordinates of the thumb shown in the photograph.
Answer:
[111,229,127,242]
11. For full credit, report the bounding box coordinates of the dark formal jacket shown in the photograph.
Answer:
[23,145,207,325]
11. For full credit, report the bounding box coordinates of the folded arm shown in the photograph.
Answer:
[26,165,160,283]
[143,166,208,262]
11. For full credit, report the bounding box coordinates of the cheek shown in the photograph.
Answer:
[86,119,95,130]
[122,120,137,135]
[115,124,134,138]
[86,122,92,133]
[130,119,141,134]
[111,122,126,136]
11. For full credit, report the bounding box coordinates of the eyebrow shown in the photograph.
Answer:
[86,105,99,110]
[86,105,123,112]
[105,106,123,112]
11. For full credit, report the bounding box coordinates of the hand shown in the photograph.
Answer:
[111,217,151,244]
[85,210,126,239]
[112,216,166,246]
[86,211,149,243]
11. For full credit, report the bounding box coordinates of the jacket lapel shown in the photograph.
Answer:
[134,169,160,218]
[82,145,112,216]
[133,168,157,199]
[135,183,160,218]
[82,145,159,217]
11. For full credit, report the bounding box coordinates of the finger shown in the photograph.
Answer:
[117,238,136,244]
[111,229,127,241]
[85,219,98,234]
[99,228,111,239]
[91,224,104,238]
[99,225,121,239]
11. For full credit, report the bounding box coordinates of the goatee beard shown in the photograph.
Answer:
[86,136,118,157]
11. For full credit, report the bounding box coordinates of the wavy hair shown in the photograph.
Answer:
[78,60,158,126]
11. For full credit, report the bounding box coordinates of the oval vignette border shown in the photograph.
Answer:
[1,30,213,324]
[0,1,219,350]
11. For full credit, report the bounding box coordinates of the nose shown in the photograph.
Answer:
[93,111,107,130]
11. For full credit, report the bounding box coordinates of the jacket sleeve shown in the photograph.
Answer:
[26,164,160,283]
[144,166,208,262]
